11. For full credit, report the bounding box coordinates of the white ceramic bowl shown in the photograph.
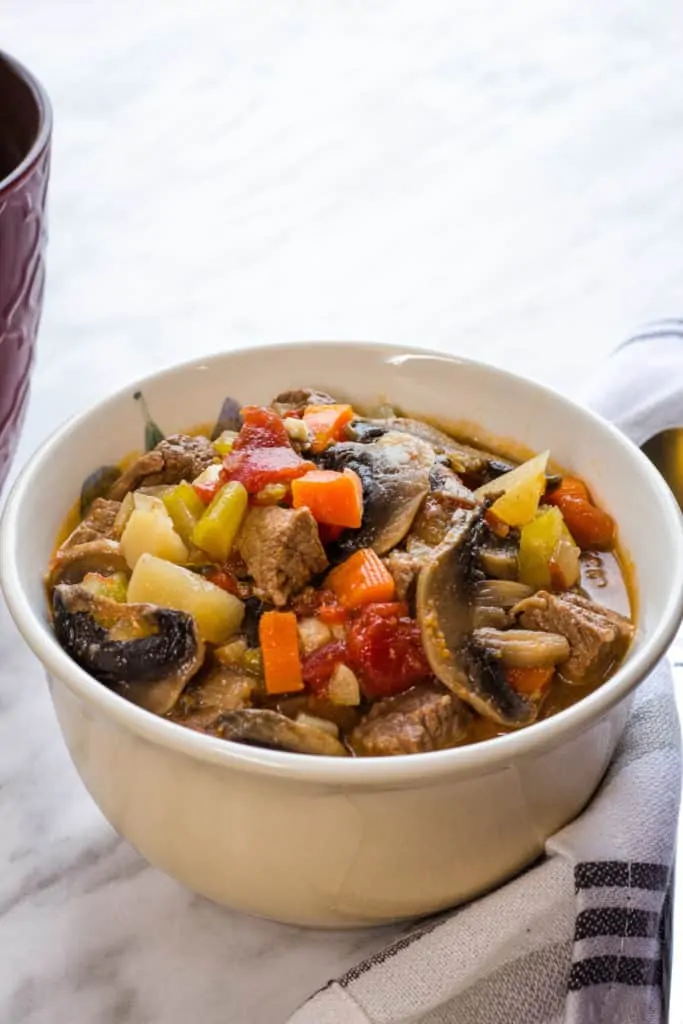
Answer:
[2,342,682,928]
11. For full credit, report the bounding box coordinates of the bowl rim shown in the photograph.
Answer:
[0,50,52,194]
[2,340,683,786]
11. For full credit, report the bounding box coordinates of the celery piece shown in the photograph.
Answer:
[192,481,248,562]
[81,572,129,603]
[163,482,206,544]
[242,648,264,678]
[213,430,238,456]
[519,506,580,590]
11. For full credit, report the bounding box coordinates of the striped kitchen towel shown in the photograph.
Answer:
[289,329,682,1024]
[289,654,678,1024]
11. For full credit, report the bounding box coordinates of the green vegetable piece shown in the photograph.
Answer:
[163,482,206,544]
[192,481,248,562]
[213,430,238,457]
[81,572,129,603]
[134,390,165,451]
[518,506,580,591]
[242,648,264,678]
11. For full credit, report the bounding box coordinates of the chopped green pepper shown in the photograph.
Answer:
[81,572,129,603]
[192,480,248,562]
[242,648,264,678]
[213,430,238,457]
[162,482,206,545]
[518,506,580,591]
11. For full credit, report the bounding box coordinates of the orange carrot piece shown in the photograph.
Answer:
[545,476,590,505]
[259,610,304,694]
[303,404,355,452]
[291,468,363,528]
[545,476,614,550]
[556,496,615,550]
[326,548,396,609]
[506,665,554,695]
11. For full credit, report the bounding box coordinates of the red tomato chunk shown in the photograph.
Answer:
[347,605,431,698]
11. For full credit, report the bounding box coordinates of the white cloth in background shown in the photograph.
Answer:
[289,327,683,1024]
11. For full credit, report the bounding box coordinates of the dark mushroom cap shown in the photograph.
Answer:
[318,431,434,557]
[52,584,204,714]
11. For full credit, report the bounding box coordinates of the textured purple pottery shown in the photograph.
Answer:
[0,52,51,492]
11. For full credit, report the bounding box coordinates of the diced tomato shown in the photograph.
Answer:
[302,641,348,695]
[205,569,240,595]
[351,601,411,620]
[233,406,291,450]
[223,447,315,494]
[347,605,431,698]
[317,590,348,624]
[194,474,226,504]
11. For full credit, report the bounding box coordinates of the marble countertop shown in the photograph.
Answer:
[2,1,683,1020]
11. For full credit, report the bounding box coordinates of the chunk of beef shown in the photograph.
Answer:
[236,506,328,607]
[350,682,469,757]
[382,549,425,602]
[63,498,121,548]
[514,590,634,683]
[169,665,254,732]
[109,434,216,500]
[271,388,337,416]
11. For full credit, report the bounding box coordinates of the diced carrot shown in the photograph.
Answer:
[326,548,396,609]
[557,496,615,550]
[302,404,355,453]
[506,666,554,695]
[259,611,304,694]
[544,476,614,550]
[485,508,510,538]
[205,569,239,595]
[317,601,347,625]
[545,476,590,505]
[291,468,363,528]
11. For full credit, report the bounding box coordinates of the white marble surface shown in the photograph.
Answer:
[2,1,683,1020]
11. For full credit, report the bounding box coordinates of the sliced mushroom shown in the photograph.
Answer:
[345,417,516,479]
[214,708,348,756]
[48,539,129,588]
[470,580,534,630]
[459,638,537,727]
[471,606,511,630]
[169,663,254,731]
[417,507,538,727]
[318,431,434,556]
[416,507,484,691]
[271,387,338,417]
[479,541,519,580]
[52,584,204,714]
[473,580,533,609]
[470,628,570,668]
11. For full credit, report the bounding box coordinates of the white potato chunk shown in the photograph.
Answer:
[128,554,244,644]
[120,505,189,569]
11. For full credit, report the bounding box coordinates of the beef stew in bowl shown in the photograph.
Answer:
[47,387,634,758]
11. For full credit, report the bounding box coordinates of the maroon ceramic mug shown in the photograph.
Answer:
[0,52,51,492]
